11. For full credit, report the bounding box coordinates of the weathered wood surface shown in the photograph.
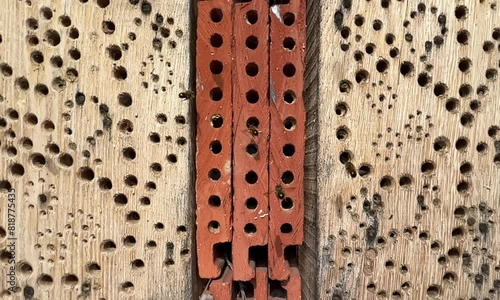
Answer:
[0,0,194,299]
[312,0,500,299]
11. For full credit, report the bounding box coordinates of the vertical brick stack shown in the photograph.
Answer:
[268,0,306,284]
[196,0,305,298]
[196,0,234,280]
[231,0,270,282]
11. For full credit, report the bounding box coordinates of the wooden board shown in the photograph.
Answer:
[311,0,500,299]
[0,0,194,299]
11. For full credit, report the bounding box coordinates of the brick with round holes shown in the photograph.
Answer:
[231,0,270,282]
[268,0,306,281]
[196,0,234,279]
[279,267,302,300]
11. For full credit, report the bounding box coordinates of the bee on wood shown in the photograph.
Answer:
[345,162,357,178]
[179,90,195,101]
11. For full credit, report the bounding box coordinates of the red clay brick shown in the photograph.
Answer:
[209,267,234,299]
[254,266,269,300]
[235,267,268,300]
[268,0,306,281]
[196,0,234,279]
[281,267,302,300]
[231,0,270,282]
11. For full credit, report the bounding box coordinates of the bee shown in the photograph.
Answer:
[275,185,285,199]
[247,125,261,137]
[264,184,286,199]
[345,162,357,178]
[179,90,195,101]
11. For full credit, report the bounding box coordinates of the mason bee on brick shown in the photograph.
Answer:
[247,125,261,137]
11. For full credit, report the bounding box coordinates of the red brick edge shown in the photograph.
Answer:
[209,268,234,299]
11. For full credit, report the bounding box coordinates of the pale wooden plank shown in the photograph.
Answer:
[0,0,194,299]
[314,0,500,299]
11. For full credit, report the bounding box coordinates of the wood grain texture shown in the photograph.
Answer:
[0,0,194,299]
[314,0,500,299]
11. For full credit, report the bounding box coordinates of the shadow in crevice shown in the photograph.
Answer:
[269,280,287,299]
[249,245,268,268]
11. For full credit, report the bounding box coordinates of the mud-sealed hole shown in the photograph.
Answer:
[208,221,220,234]
[339,80,352,93]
